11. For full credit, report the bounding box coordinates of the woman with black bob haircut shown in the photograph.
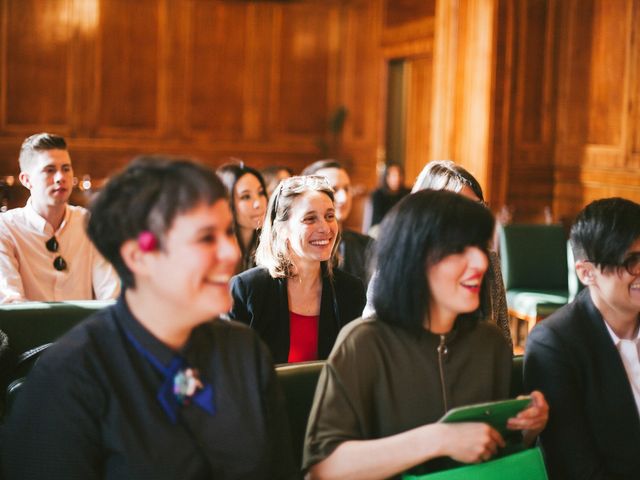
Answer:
[303,190,548,480]
[216,161,268,273]
[3,156,296,479]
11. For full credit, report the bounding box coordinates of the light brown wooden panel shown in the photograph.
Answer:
[383,0,435,28]
[96,0,160,133]
[586,0,629,146]
[185,0,247,139]
[514,0,554,147]
[555,0,594,148]
[3,0,70,128]
[270,4,335,139]
[631,0,640,154]
[404,56,432,185]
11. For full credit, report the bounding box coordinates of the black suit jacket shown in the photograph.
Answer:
[338,229,373,285]
[229,266,366,364]
[524,288,640,480]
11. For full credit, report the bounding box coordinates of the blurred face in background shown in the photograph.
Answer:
[233,173,267,230]
[386,165,403,192]
[315,167,352,223]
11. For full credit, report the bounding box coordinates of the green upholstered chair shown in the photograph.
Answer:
[0,300,113,418]
[275,361,324,469]
[499,224,569,345]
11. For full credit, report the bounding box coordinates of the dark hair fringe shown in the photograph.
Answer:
[570,197,640,270]
[372,189,495,332]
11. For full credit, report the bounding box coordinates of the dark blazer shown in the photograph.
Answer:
[524,288,640,480]
[338,229,373,285]
[229,266,366,364]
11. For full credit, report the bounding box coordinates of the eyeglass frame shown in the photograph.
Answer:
[584,252,640,276]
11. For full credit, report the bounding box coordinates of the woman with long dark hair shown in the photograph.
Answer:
[217,162,268,273]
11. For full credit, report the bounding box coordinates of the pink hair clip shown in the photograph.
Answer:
[138,231,157,252]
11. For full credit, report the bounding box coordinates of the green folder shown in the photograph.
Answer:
[439,397,531,448]
[402,398,549,479]
[403,447,548,480]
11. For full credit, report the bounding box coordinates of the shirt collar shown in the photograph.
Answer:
[604,319,640,346]
[24,198,70,235]
[114,292,179,367]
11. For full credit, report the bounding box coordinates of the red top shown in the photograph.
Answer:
[288,311,319,363]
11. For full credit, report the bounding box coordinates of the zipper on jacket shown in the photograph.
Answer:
[437,334,449,412]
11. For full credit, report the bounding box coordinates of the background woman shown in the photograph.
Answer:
[3,157,295,479]
[217,162,268,273]
[229,175,366,364]
[364,161,410,234]
[303,190,547,479]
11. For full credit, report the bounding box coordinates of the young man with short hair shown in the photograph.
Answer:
[0,133,119,303]
[524,197,640,479]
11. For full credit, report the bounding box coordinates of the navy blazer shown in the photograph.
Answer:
[229,266,366,364]
[524,288,640,480]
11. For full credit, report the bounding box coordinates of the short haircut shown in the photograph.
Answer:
[19,133,68,172]
[570,197,640,271]
[255,175,338,278]
[301,159,344,176]
[373,189,495,332]
[412,160,484,201]
[87,156,227,289]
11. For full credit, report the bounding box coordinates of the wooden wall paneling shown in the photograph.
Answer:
[554,0,591,153]
[507,0,558,222]
[337,0,383,188]
[586,0,630,148]
[244,3,275,142]
[184,0,247,141]
[3,0,71,130]
[452,0,497,194]
[628,0,640,158]
[403,55,432,185]
[488,0,514,211]
[429,0,500,199]
[269,3,335,142]
[96,0,161,135]
[159,0,189,139]
[553,0,640,222]
[382,0,435,45]
[67,0,100,137]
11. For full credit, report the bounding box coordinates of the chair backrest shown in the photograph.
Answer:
[0,300,113,356]
[510,355,524,398]
[275,361,324,469]
[499,224,568,291]
[0,300,112,417]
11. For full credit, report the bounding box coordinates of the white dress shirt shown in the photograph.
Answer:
[0,198,120,303]
[605,320,640,418]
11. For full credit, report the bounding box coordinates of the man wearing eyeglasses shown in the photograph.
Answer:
[0,133,119,303]
[524,197,640,480]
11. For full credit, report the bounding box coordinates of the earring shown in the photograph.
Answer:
[138,231,157,252]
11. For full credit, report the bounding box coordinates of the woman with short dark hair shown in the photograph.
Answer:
[229,175,365,363]
[304,190,548,479]
[3,157,296,479]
